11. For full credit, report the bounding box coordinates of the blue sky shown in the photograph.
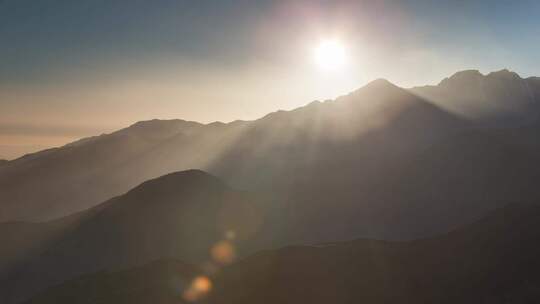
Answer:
[1,0,539,158]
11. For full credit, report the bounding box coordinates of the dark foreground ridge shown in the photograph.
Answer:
[23,203,540,304]
[0,170,269,304]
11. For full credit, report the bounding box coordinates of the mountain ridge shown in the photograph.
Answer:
[20,202,540,304]
[412,69,540,125]
[2,70,540,245]
[0,76,466,222]
[0,169,271,304]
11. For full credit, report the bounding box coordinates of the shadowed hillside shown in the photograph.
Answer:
[210,203,540,304]
[4,168,540,303]
[0,170,278,304]
[22,260,200,304]
[22,203,540,304]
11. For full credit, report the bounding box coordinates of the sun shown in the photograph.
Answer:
[313,39,347,70]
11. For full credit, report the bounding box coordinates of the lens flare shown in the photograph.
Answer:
[211,240,236,265]
[183,276,212,302]
[225,230,236,240]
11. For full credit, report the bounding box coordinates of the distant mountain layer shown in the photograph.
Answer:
[2,71,540,239]
[412,69,540,125]
[2,71,539,214]
[23,203,540,304]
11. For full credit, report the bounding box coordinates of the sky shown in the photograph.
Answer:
[1,0,539,159]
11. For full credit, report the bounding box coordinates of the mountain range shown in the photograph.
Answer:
[2,69,540,303]
[2,70,540,237]
[0,170,276,303]
[22,202,540,304]
[412,69,540,125]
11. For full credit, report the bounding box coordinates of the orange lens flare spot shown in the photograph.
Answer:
[193,276,212,292]
[211,240,236,265]
[183,275,212,302]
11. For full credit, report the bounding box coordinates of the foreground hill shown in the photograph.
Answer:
[22,260,200,304]
[23,203,540,304]
[6,170,540,304]
[0,170,279,304]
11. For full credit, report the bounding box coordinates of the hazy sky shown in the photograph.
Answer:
[1,0,539,159]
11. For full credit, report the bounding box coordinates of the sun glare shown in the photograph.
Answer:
[313,39,347,70]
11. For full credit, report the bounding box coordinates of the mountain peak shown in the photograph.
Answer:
[126,170,225,198]
[441,69,483,84]
[363,78,398,90]
[347,78,403,98]
[486,69,521,79]
[439,69,522,86]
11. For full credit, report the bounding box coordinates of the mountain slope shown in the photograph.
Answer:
[22,260,200,304]
[22,203,540,304]
[3,71,540,242]
[211,203,540,304]
[0,170,274,304]
[412,69,540,125]
[0,119,242,220]
[0,78,467,222]
[6,156,540,303]
[209,79,466,190]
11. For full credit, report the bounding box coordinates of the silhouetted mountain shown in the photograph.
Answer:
[412,69,540,125]
[0,160,7,166]
[0,77,467,223]
[210,203,540,304]
[22,203,540,304]
[204,74,540,241]
[2,71,540,243]
[0,170,277,304]
[211,78,465,190]
[2,70,540,244]
[0,118,253,221]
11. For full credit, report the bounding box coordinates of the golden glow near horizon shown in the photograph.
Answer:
[313,39,347,70]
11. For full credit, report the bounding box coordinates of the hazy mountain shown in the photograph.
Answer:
[4,166,540,303]
[209,79,466,190]
[0,170,278,304]
[1,71,539,245]
[412,69,540,125]
[2,71,540,241]
[22,203,540,304]
[0,78,467,222]
[0,119,198,219]
[0,118,249,221]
